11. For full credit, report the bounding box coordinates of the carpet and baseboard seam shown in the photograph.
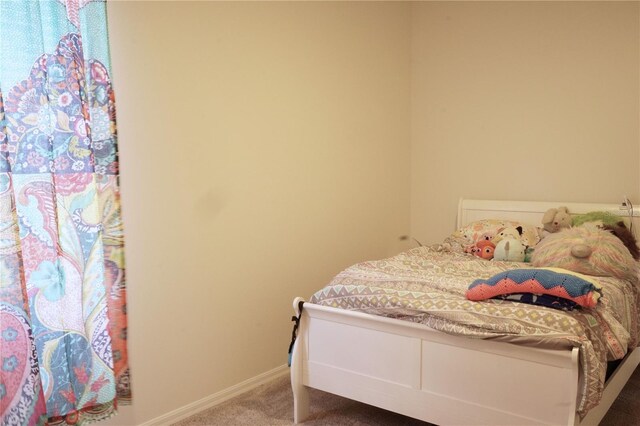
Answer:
[138,364,289,426]
[141,363,639,426]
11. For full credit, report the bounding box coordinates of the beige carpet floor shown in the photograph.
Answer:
[173,365,640,425]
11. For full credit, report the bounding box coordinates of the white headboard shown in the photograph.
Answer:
[457,199,639,230]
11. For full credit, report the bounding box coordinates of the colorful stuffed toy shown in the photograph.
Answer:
[465,239,496,260]
[475,239,496,260]
[569,211,638,260]
[531,223,639,283]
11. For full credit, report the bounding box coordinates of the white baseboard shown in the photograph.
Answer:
[139,364,289,426]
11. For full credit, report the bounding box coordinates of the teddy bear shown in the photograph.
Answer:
[531,223,639,283]
[540,206,572,238]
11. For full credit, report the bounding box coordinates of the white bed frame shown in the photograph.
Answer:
[291,199,640,425]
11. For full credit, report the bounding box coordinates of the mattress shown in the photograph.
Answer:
[309,241,640,416]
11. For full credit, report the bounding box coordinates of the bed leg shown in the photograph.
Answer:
[291,297,310,423]
[292,379,310,424]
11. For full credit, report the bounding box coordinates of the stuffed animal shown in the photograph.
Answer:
[531,223,639,283]
[492,226,523,244]
[475,239,495,260]
[570,211,639,260]
[465,239,496,260]
[572,211,620,228]
[478,231,496,242]
[464,244,480,256]
[541,207,572,238]
[493,237,526,262]
[602,221,640,260]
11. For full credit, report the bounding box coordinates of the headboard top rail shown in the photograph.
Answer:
[457,198,638,229]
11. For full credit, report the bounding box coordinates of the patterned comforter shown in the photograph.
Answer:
[309,242,640,416]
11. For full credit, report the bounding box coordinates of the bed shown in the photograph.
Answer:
[290,199,640,425]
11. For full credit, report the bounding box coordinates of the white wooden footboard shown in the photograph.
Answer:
[291,297,582,426]
[291,297,640,425]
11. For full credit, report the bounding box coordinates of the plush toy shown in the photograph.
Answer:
[570,211,639,260]
[602,221,640,260]
[531,223,639,283]
[464,243,480,256]
[492,226,522,244]
[573,211,622,228]
[541,207,572,237]
[478,231,496,242]
[464,244,480,255]
[465,239,496,260]
[475,239,495,260]
[493,237,526,262]
[492,225,540,249]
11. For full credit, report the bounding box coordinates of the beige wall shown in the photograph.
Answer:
[103,1,639,424]
[104,2,410,424]
[411,1,640,243]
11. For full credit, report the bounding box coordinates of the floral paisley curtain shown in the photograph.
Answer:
[0,1,130,425]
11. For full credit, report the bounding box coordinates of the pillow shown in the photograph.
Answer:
[466,267,602,308]
[452,219,541,249]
